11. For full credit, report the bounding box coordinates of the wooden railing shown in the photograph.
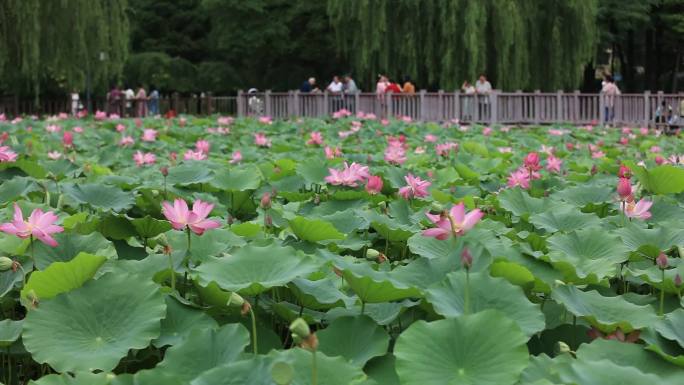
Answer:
[236,90,684,126]
[0,95,238,118]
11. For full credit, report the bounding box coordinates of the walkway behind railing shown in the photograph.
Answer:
[237,90,684,126]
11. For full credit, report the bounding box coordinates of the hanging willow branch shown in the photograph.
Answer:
[327,0,598,91]
[0,0,129,98]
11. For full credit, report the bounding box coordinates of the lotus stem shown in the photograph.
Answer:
[361,301,366,315]
[249,307,258,356]
[168,252,176,291]
[312,350,318,385]
[659,269,665,317]
[464,269,471,315]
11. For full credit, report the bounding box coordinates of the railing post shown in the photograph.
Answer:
[657,91,664,119]
[454,90,460,122]
[206,92,213,115]
[386,92,393,118]
[490,90,498,125]
[294,91,300,117]
[556,90,563,122]
[533,90,541,124]
[643,91,650,127]
[264,90,272,117]
[419,90,426,121]
[598,91,605,126]
[437,90,444,121]
[573,90,580,122]
[354,91,360,115]
[236,90,244,117]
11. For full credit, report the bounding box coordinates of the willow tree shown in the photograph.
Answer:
[0,0,129,97]
[327,0,598,91]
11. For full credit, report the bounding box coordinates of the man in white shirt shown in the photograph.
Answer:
[475,74,492,120]
[327,76,344,111]
[124,86,135,117]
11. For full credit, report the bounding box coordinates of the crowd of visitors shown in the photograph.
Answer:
[103,85,160,117]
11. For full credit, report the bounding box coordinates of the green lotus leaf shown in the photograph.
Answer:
[289,277,354,310]
[21,252,106,305]
[63,183,135,212]
[576,339,684,385]
[0,268,23,298]
[489,260,535,290]
[367,212,415,242]
[166,163,214,185]
[546,227,630,283]
[617,223,684,254]
[190,356,274,385]
[336,260,421,303]
[317,315,390,366]
[655,308,684,349]
[629,164,684,195]
[23,273,166,372]
[425,271,545,336]
[154,323,250,382]
[131,216,172,239]
[394,310,529,385]
[550,285,659,333]
[529,204,601,233]
[210,165,262,190]
[498,187,549,218]
[296,161,329,184]
[268,348,367,385]
[365,354,400,385]
[551,184,614,206]
[193,243,320,296]
[0,319,22,347]
[153,296,219,348]
[29,372,112,385]
[0,177,39,202]
[642,327,684,367]
[289,216,345,242]
[168,228,238,262]
[34,232,116,270]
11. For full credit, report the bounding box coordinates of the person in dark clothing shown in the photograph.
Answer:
[300,77,316,93]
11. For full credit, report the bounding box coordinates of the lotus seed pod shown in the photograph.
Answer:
[289,317,311,340]
[0,256,13,271]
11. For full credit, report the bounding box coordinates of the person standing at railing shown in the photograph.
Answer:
[124,85,135,117]
[300,77,319,93]
[343,74,359,111]
[107,84,123,116]
[148,86,160,116]
[461,80,476,121]
[327,75,344,111]
[475,74,492,120]
[135,85,148,117]
[601,75,620,126]
[70,89,81,116]
[402,76,415,94]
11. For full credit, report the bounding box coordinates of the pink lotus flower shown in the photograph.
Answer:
[0,203,63,247]
[540,145,554,155]
[356,111,366,119]
[591,151,605,159]
[424,134,438,143]
[384,145,407,165]
[46,124,61,133]
[381,119,390,126]
[364,113,377,120]
[0,146,18,163]
[324,146,342,159]
[119,136,135,147]
[507,168,531,189]
[77,110,88,119]
[179,117,187,127]
[459,125,470,132]
[414,146,426,154]
[94,111,107,120]
[62,131,74,148]
[116,124,126,132]
[366,175,383,195]
[11,117,22,124]
[47,151,62,160]
[183,150,207,161]
[436,142,458,157]
[254,133,271,147]
[142,129,157,142]
[0,132,7,144]
[306,131,324,146]
[332,109,352,119]
[621,127,632,135]
[655,155,666,165]
[401,115,412,123]
[218,116,233,126]
[230,150,242,164]
[258,116,273,125]
[523,152,541,171]
[398,174,431,199]
[161,199,221,235]
[325,162,370,187]
[135,119,143,128]
[483,127,492,136]
[566,143,575,151]
[622,199,652,220]
[195,139,210,154]
[0,113,5,122]
[133,151,156,167]
[618,164,631,178]
[640,127,649,135]
[548,129,565,136]
[617,178,632,200]
[73,126,83,133]
[619,137,629,145]
[498,147,512,153]
[546,155,562,173]
[500,126,512,133]
[650,146,661,153]
[422,203,483,240]
[109,113,120,120]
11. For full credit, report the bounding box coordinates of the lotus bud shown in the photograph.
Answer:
[430,202,444,213]
[617,178,632,199]
[264,215,273,228]
[556,341,572,355]
[461,248,473,270]
[160,166,169,177]
[289,318,311,342]
[228,292,245,307]
[378,201,387,211]
[260,192,272,209]
[590,164,597,175]
[366,249,380,259]
[0,256,13,271]
[675,273,682,288]
[227,215,235,225]
[655,156,665,165]
[657,252,668,270]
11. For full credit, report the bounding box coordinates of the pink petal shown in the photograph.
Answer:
[422,228,450,240]
[450,203,466,224]
[461,209,484,230]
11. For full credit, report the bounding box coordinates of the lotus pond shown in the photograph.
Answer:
[1,113,684,385]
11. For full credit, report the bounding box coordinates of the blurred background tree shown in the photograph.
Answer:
[1,0,683,99]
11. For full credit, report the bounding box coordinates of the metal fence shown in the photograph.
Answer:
[237,90,684,126]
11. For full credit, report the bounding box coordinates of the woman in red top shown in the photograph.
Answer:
[385,81,402,93]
